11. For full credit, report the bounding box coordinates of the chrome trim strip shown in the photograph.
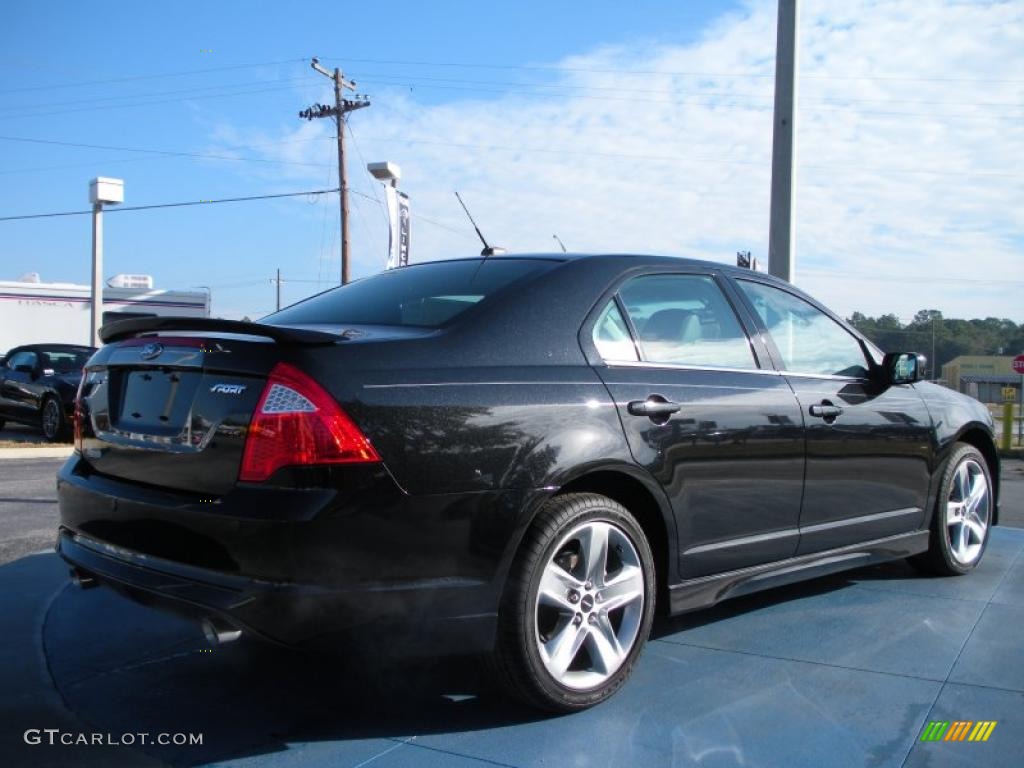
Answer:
[800,506,921,535]
[363,381,598,389]
[683,527,800,556]
[670,530,927,589]
[681,507,920,557]
[776,370,870,382]
[604,360,780,376]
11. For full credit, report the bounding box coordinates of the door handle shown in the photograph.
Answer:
[809,403,843,419]
[627,398,682,418]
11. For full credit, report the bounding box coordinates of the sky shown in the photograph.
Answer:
[0,0,1021,322]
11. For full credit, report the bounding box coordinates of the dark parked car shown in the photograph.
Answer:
[57,254,999,711]
[0,344,95,441]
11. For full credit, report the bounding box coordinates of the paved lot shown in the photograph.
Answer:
[0,458,1022,767]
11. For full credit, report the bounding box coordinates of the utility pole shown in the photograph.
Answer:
[275,268,281,311]
[931,316,937,380]
[768,0,799,283]
[301,58,370,285]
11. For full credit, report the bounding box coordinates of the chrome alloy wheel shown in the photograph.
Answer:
[534,520,645,690]
[42,399,61,440]
[946,458,990,565]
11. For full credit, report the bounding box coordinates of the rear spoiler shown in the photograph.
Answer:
[98,316,340,345]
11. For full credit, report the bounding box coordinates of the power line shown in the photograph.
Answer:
[0,188,339,222]
[349,189,478,241]
[358,136,1024,179]
[0,81,316,121]
[354,77,1024,121]
[2,131,1017,182]
[0,75,312,114]
[800,269,1024,286]
[0,134,332,169]
[351,71,1024,110]
[326,55,1024,85]
[0,58,307,95]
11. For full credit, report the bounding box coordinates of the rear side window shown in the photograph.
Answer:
[42,349,91,373]
[592,301,639,361]
[614,274,757,369]
[265,259,556,328]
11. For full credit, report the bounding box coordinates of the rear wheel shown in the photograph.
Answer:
[41,397,66,442]
[489,493,655,711]
[911,443,992,576]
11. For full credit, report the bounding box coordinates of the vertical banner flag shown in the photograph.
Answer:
[384,187,411,270]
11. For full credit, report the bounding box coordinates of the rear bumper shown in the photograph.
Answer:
[56,455,509,654]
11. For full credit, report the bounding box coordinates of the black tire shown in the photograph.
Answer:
[488,492,656,712]
[41,396,66,442]
[0,418,6,431]
[910,443,993,576]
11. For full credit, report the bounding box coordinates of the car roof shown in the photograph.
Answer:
[14,344,95,353]
[408,252,778,282]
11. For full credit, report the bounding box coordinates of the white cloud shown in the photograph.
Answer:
[208,0,1024,321]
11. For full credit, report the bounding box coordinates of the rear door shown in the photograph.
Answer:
[733,278,933,554]
[586,270,806,579]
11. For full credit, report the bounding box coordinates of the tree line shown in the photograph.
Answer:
[848,310,1024,378]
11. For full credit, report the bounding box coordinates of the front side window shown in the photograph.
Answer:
[7,350,37,370]
[614,274,757,369]
[737,280,869,378]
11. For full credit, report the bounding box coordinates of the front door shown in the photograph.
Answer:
[588,272,806,579]
[0,349,40,420]
[734,279,933,554]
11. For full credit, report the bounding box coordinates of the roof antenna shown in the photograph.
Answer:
[552,234,567,253]
[454,191,506,257]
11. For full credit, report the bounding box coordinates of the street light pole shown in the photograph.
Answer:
[88,177,123,347]
[768,0,799,283]
[90,202,103,348]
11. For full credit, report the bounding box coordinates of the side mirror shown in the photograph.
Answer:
[883,352,925,385]
[14,363,36,374]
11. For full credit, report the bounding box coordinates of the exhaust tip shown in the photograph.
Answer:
[201,617,243,646]
[69,567,97,589]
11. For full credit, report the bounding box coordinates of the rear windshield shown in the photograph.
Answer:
[264,258,556,328]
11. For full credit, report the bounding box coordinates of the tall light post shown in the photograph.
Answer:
[768,0,799,283]
[368,161,411,270]
[89,177,123,346]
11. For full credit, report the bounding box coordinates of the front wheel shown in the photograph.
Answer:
[912,443,993,576]
[489,493,655,711]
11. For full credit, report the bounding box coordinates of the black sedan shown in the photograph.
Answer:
[0,344,94,441]
[56,254,999,711]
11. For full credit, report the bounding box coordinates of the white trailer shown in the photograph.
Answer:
[0,276,209,353]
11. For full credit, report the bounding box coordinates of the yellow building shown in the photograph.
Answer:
[942,355,1019,403]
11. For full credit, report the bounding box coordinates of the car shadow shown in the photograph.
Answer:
[33,554,934,766]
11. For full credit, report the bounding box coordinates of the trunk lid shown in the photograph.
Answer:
[79,319,338,495]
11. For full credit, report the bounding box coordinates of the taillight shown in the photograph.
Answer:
[238,362,379,483]
[73,369,85,453]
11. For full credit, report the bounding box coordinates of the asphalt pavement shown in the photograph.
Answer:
[0,458,64,565]
[1,456,1022,767]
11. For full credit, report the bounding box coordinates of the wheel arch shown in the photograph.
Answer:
[551,465,677,611]
[954,426,1000,525]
